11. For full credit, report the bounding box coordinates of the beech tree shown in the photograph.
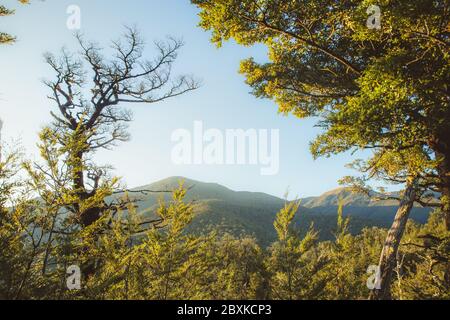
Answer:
[191,0,449,299]
[191,0,449,227]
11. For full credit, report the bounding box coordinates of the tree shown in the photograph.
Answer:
[23,126,121,297]
[367,178,417,299]
[134,185,207,300]
[85,183,209,300]
[393,210,450,299]
[1,0,30,44]
[192,0,449,299]
[27,27,199,281]
[267,201,328,299]
[0,143,55,299]
[0,146,29,299]
[197,234,267,300]
[319,202,386,299]
[42,27,199,230]
[191,0,449,227]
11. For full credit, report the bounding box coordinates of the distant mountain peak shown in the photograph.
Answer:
[128,177,433,209]
[321,187,353,195]
[115,177,431,245]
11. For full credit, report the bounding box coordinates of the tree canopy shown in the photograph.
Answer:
[191,0,450,229]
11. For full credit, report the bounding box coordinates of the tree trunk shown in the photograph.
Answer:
[70,149,102,280]
[70,150,103,228]
[437,158,450,231]
[432,133,450,293]
[369,177,417,300]
[442,185,450,231]
[431,131,450,232]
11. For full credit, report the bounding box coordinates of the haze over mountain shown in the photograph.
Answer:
[119,177,432,245]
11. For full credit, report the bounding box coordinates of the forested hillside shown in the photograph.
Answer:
[120,177,432,245]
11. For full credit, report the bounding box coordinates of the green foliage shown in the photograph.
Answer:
[1,1,30,44]
[1,154,449,299]
[274,201,299,241]
[130,185,206,300]
[320,219,386,299]
[191,1,449,299]
[191,0,450,231]
[0,147,31,299]
[391,211,450,299]
[192,234,267,300]
[1,2,448,298]
[268,200,329,299]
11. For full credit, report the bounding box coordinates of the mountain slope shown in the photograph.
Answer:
[118,177,433,245]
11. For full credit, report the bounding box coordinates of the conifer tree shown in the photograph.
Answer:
[268,201,328,299]
[321,201,385,299]
[0,147,30,299]
[198,234,267,300]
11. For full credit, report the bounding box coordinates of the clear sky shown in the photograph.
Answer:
[0,0,378,198]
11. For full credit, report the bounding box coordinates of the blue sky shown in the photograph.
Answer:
[0,0,378,198]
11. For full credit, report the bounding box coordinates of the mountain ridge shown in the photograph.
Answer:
[120,176,433,245]
[129,176,430,208]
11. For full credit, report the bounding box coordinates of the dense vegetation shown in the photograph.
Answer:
[1,1,449,300]
[191,0,450,299]
[1,149,448,299]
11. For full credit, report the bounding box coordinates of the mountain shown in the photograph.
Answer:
[301,187,398,207]
[117,177,433,246]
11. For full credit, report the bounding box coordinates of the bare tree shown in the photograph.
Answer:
[43,27,199,228]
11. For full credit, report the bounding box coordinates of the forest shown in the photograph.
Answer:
[0,0,449,300]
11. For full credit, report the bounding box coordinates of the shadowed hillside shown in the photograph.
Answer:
[116,177,432,245]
